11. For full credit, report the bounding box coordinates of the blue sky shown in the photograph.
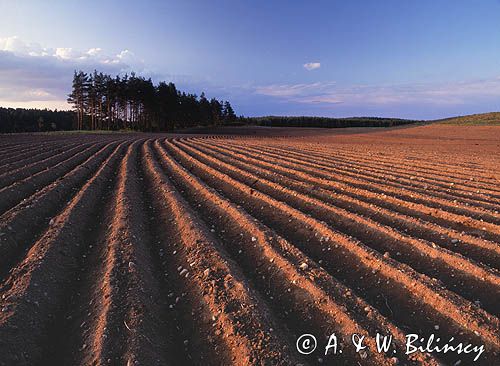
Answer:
[1,0,500,119]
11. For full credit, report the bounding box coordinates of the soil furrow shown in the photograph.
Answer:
[0,140,70,169]
[215,140,500,241]
[0,141,92,188]
[0,142,108,215]
[267,142,500,195]
[264,144,500,208]
[220,141,500,217]
[295,140,499,183]
[0,141,121,284]
[182,139,500,316]
[142,140,301,365]
[196,138,500,270]
[152,139,439,365]
[162,138,500,364]
[262,137,497,180]
[66,140,173,366]
[0,130,497,365]
[0,139,129,365]
[0,140,56,159]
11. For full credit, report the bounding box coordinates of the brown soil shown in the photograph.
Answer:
[0,125,498,365]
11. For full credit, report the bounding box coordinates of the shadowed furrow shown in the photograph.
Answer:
[0,139,129,365]
[0,141,110,215]
[0,141,93,189]
[0,141,122,283]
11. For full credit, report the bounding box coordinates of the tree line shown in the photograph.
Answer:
[246,116,420,128]
[0,107,74,133]
[67,70,237,131]
[0,108,421,133]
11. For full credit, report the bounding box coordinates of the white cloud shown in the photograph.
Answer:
[108,49,141,65]
[0,36,146,109]
[0,36,43,55]
[86,47,103,56]
[0,36,144,67]
[303,62,321,71]
[55,47,81,60]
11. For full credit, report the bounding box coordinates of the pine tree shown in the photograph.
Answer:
[67,71,89,129]
[222,101,236,124]
[210,98,223,126]
[199,92,212,126]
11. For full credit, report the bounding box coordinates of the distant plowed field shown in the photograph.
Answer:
[0,126,499,365]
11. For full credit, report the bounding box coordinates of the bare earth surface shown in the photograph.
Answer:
[0,124,498,365]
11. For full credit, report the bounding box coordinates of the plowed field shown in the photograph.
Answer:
[0,125,499,365]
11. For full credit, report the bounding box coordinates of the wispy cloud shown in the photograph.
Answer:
[254,78,500,107]
[303,62,320,71]
[254,81,335,97]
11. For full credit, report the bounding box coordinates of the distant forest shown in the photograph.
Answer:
[0,108,74,133]
[0,108,421,133]
[247,116,420,128]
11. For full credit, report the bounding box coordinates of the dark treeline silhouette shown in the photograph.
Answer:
[246,116,420,128]
[0,107,74,133]
[67,70,237,131]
